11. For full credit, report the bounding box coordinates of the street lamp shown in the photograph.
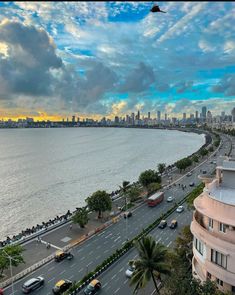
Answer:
[1,249,16,295]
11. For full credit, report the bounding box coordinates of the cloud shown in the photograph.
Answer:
[118,62,155,93]
[0,20,63,98]
[174,81,194,93]
[212,74,235,96]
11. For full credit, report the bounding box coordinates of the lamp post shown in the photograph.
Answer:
[2,249,15,295]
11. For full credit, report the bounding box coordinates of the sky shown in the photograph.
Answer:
[0,1,235,121]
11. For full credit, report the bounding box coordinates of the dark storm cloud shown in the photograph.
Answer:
[118,62,155,93]
[212,74,235,96]
[0,20,62,98]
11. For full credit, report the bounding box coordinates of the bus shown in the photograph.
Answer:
[147,191,164,207]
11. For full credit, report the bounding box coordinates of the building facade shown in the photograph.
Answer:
[191,158,235,293]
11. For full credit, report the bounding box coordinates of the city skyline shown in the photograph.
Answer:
[0,2,235,120]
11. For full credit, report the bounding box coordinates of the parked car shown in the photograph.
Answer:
[158,220,167,229]
[124,211,132,218]
[187,172,192,177]
[54,250,73,262]
[169,220,178,229]
[52,279,72,294]
[22,277,44,294]
[167,196,174,202]
[84,279,101,295]
[189,182,195,187]
[176,206,184,213]
[125,262,136,278]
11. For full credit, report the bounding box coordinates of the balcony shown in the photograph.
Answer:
[191,211,235,248]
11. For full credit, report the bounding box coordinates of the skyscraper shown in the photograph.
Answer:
[148,112,151,120]
[202,106,207,122]
[165,113,167,121]
[137,110,140,120]
[231,108,235,123]
[157,111,161,122]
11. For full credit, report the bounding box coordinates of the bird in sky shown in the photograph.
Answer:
[150,4,167,13]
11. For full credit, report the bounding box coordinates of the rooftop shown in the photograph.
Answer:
[208,186,235,206]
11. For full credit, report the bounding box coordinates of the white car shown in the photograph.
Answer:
[167,196,174,202]
[176,206,184,213]
[125,264,136,278]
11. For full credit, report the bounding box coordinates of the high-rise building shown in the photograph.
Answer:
[207,111,212,123]
[114,116,119,124]
[148,112,151,120]
[137,110,140,120]
[191,158,235,293]
[202,106,207,121]
[183,113,186,120]
[131,113,135,125]
[72,115,76,123]
[157,111,161,122]
[195,111,199,120]
[165,113,167,121]
[231,108,235,123]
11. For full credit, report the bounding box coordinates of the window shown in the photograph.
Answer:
[219,222,226,233]
[209,218,213,229]
[195,237,204,255]
[211,249,227,269]
[216,278,223,286]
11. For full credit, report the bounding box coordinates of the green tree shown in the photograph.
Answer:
[147,182,161,195]
[72,207,89,228]
[0,245,25,276]
[138,170,161,188]
[158,163,166,175]
[128,186,142,202]
[200,148,208,156]
[175,157,192,172]
[86,190,112,219]
[192,155,199,163]
[130,236,170,294]
[208,146,214,152]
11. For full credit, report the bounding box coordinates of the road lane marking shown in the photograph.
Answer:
[111,274,117,280]
[103,282,108,288]
[119,267,124,273]
[89,250,94,255]
[68,274,74,280]
[78,268,84,273]
[81,257,85,261]
[96,255,101,260]
[124,279,128,284]
[87,261,93,267]
[114,287,120,293]
[114,236,121,242]
[70,263,76,268]
[48,277,55,283]
[60,270,66,275]
[104,249,109,253]
[48,266,55,272]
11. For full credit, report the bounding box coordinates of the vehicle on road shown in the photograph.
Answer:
[125,262,136,278]
[169,220,178,229]
[167,196,174,202]
[176,206,184,213]
[147,191,164,207]
[0,288,3,295]
[54,250,74,262]
[202,170,207,174]
[187,172,192,177]
[52,279,72,294]
[84,279,101,295]
[124,211,132,218]
[189,182,195,187]
[158,220,167,229]
[22,277,44,294]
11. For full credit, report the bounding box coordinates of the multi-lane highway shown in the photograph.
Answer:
[3,133,233,295]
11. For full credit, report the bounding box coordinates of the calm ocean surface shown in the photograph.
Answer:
[0,127,205,239]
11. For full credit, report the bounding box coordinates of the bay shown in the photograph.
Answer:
[0,127,205,240]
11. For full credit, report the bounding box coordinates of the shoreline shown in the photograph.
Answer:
[0,127,209,244]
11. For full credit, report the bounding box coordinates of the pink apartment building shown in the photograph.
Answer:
[191,158,235,293]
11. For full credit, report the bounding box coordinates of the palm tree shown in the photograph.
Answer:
[130,235,170,294]
[119,180,130,208]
